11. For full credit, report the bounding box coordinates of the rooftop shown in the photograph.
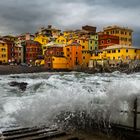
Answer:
[103,44,140,50]
[103,25,133,32]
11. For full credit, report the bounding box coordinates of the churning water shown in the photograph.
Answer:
[0,71,140,131]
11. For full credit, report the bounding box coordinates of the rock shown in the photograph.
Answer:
[9,81,28,91]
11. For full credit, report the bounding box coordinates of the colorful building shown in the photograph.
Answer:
[82,25,97,35]
[98,34,119,50]
[56,35,67,45]
[17,33,34,42]
[90,45,140,67]
[14,45,23,64]
[63,30,75,37]
[103,25,133,46]
[36,25,61,38]
[44,45,64,69]
[64,42,82,69]
[88,34,98,51]
[78,38,89,51]
[103,45,140,61]
[22,40,42,65]
[51,56,68,69]
[2,39,15,63]
[82,51,92,68]
[34,34,49,46]
[0,40,8,64]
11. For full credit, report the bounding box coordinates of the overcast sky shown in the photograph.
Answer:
[0,0,140,46]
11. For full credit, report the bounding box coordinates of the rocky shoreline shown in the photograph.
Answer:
[0,65,72,75]
[0,64,140,75]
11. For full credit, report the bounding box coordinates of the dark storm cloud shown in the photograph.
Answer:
[0,0,140,45]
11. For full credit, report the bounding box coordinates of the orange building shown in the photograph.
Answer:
[64,42,82,69]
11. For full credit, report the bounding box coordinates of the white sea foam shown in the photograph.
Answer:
[0,72,140,130]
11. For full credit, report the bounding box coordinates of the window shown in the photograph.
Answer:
[76,52,78,54]
[82,46,85,49]
[135,49,137,53]
[126,49,128,53]
[112,50,116,53]
[67,48,70,51]
[107,39,111,43]
[113,57,115,60]
[83,56,85,59]
[107,50,111,53]
[90,47,92,50]
[118,49,120,53]
[101,40,104,44]
[90,41,92,44]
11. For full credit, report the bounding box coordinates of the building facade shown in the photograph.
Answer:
[89,34,98,51]
[98,34,119,50]
[0,40,8,64]
[23,40,42,65]
[64,42,82,69]
[44,46,64,69]
[103,25,133,46]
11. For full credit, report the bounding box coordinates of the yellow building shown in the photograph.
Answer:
[82,51,92,68]
[77,38,92,68]
[63,30,75,37]
[78,38,89,51]
[52,56,68,69]
[0,40,8,64]
[103,25,133,46]
[34,34,49,55]
[90,45,140,67]
[34,34,49,45]
[56,35,67,44]
[103,45,140,60]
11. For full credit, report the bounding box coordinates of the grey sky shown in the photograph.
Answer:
[0,0,140,45]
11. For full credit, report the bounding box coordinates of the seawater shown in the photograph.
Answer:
[0,71,140,131]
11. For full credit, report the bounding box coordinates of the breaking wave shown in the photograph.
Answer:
[0,72,140,131]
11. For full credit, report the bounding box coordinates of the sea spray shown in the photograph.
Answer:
[0,72,140,131]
